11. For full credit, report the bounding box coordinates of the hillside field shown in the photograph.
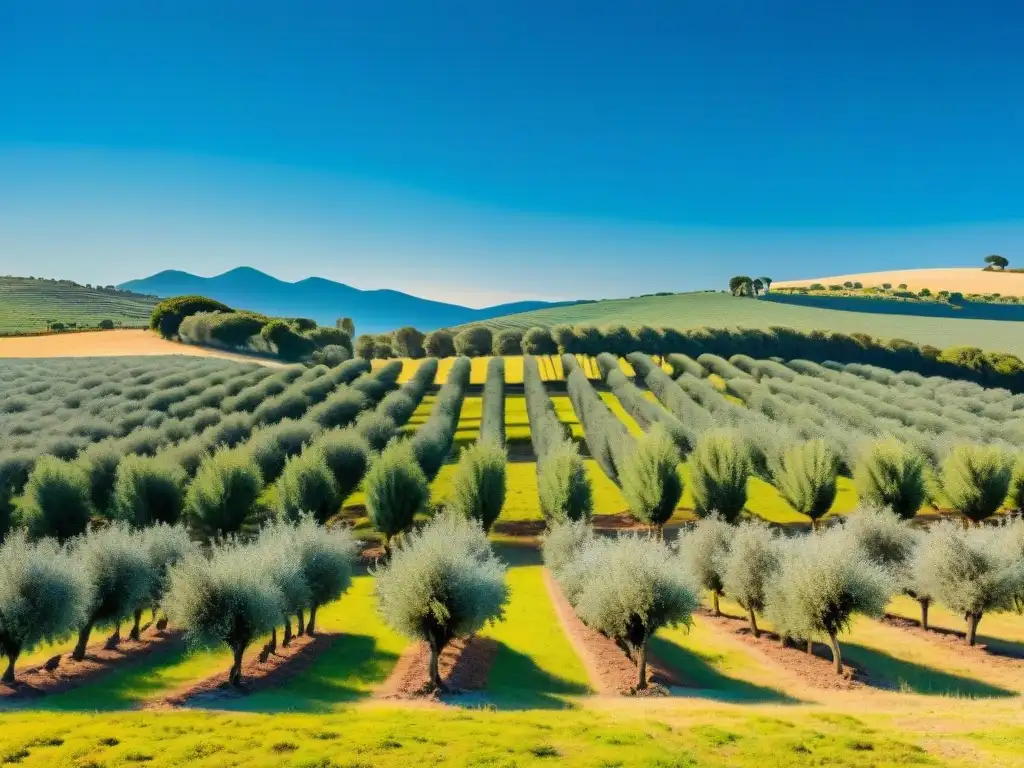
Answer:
[776,267,1024,295]
[0,276,156,334]
[457,290,1024,357]
[2,352,1024,767]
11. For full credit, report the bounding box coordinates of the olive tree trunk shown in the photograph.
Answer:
[269,627,278,654]
[747,606,760,638]
[965,611,983,646]
[712,590,721,617]
[806,638,813,655]
[229,644,246,687]
[918,598,930,631]
[2,649,18,684]
[636,640,649,690]
[283,617,293,647]
[296,609,306,636]
[427,642,444,691]
[307,603,319,636]
[827,631,843,674]
[130,608,144,641]
[72,621,95,661]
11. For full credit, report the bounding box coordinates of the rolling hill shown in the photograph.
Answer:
[456,290,1024,357]
[119,267,576,334]
[0,276,157,335]
[776,267,1024,295]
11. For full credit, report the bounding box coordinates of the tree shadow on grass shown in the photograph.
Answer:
[649,636,800,704]
[840,642,1017,698]
[478,644,590,711]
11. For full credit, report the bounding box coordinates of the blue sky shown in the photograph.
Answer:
[1,1,1022,306]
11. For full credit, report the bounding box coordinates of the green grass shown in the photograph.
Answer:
[0,276,156,334]
[455,291,1024,356]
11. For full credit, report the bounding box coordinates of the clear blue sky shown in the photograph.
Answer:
[1,1,1022,305]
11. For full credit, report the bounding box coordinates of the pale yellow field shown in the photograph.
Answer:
[0,329,284,365]
[776,267,1024,295]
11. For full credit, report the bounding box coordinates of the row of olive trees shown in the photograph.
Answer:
[0,523,193,684]
[595,353,689,453]
[480,357,505,446]
[409,358,471,482]
[522,356,593,524]
[166,517,357,686]
[543,521,697,691]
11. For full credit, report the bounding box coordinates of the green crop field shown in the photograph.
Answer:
[0,276,157,334]
[459,290,1024,357]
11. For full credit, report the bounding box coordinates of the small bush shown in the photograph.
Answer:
[274,447,342,525]
[306,387,368,430]
[375,513,508,689]
[453,326,493,357]
[424,329,455,358]
[541,520,594,577]
[941,444,1013,523]
[247,420,320,483]
[521,327,557,355]
[354,410,397,452]
[111,455,187,527]
[772,439,838,527]
[448,440,507,531]
[186,449,265,539]
[492,329,523,355]
[618,425,683,533]
[74,440,124,517]
[18,456,94,542]
[292,517,358,634]
[365,441,430,550]
[689,430,750,523]
[721,521,780,637]
[678,516,732,615]
[538,441,593,524]
[853,439,926,520]
[313,428,371,503]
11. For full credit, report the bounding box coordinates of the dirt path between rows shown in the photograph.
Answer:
[0,626,179,702]
[542,568,679,696]
[375,636,498,702]
[881,614,1024,667]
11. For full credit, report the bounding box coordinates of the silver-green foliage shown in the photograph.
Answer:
[941,444,1013,523]
[246,419,321,484]
[618,425,682,530]
[186,448,264,539]
[312,427,371,502]
[541,519,594,580]
[842,506,918,581]
[448,439,507,532]
[771,439,838,524]
[690,430,750,523]
[853,439,927,520]
[0,533,88,682]
[480,357,505,445]
[365,440,429,547]
[764,529,892,672]
[111,454,187,527]
[721,521,780,636]
[273,446,341,525]
[677,516,732,613]
[563,360,631,483]
[292,516,357,632]
[410,357,470,481]
[17,455,94,542]
[538,440,593,524]
[374,513,507,688]
[165,541,283,685]
[913,521,1023,645]
[255,521,311,633]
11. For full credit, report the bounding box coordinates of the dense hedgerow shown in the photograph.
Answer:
[563,355,631,483]
[597,353,689,453]
[410,357,471,481]
[246,419,321,484]
[375,513,508,690]
[480,357,506,445]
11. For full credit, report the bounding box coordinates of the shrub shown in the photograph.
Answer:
[538,441,593,523]
[843,506,918,579]
[424,329,455,358]
[772,439,838,527]
[453,326,492,357]
[131,524,196,639]
[355,411,397,452]
[98,318,115,330]
[765,529,891,673]
[721,521,780,637]
[252,390,311,426]
[0,453,33,543]
[480,357,505,445]
[70,524,153,660]
[392,327,426,358]
[247,419,320,483]
[448,440,507,531]
[541,520,594,577]
[410,357,470,480]
[375,513,508,690]
[312,344,352,367]
[111,455,187,527]
[274,447,342,525]
[18,456,94,542]
[313,428,371,503]
[186,449,265,539]
[150,295,232,338]
[254,522,310,645]
[618,425,683,533]
[492,329,523,356]
[564,361,631,483]
[74,440,124,518]
[689,430,750,523]
[293,517,358,634]
[941,444,1013,523]
[521,327,556,355]
[365,441,430,551]
[853,439,927,520]
[678,516,732,615]
[307,327,353,355]
[572,535,697,691]
[306,388,368,429]
[165,542,283,686]
[0,533,88,683]
[913,521,1023,645]
[262,319,316,361]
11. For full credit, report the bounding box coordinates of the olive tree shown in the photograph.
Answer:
[18,455,94,542]
[941,444,1013,524]
[678,516,732,615]
[274,447,342,525]
[111,455,187,527]
[764,529,891,673]
[913,521,1023,645]
[70,524,153,659]
[130,524,196,640]
[843,506,918,581]
[0,533,88,683]
[618,425,683,536]
[538,441,593,524]
[186,449,264,539]
[772,439,838,528]
[721,521,780,637]
[690,430,750,523]
[572,535,698,691]
[448,440,507,532]
[75,440,123,518]
[293,516,358,634]
[541,519,594,580]
[165,542,283,686]
[365,440,429,553]
[375,513,508,690]
[853,439,927,520]
[255,522,310,647]
[313,428,371,503]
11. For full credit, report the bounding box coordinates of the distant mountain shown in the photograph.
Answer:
[118,267,577,335]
